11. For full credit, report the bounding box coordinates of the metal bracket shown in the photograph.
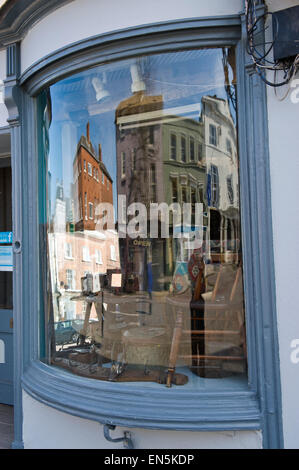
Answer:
[13,240,22,254]
[103,424,134,449]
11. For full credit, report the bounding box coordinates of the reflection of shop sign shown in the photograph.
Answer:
[0,246,13,271]
[111,273,122,288]
[0,232,13,244]
[133,239,151,247]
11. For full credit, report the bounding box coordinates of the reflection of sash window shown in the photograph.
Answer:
[121,151,126,177]
[170,133,177,160]
[110,245,117,261]
[79,196,82,220]
[181,186,187,204]
[209,124,217,146]
[210,164,219,207]
[84,192,87,220]
[227,175,234,204]
[131,148,137,171]
[148,127,154,145]
[82,247,91,262]
[226,138,232,156]
[181,135,186,162]
[66,269,76,290]
[65,243,73,259]
[150,164,157,203]
[198,142,203,162]
[89,202,93,219]
[171,179,178,203]
[96,250,103,264]
[190,137,195,161]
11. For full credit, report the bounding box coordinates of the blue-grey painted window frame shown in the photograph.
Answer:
[16,15,283,448]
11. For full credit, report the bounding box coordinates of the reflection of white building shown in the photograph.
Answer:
[201,96,240,260]
[49,229,120,321]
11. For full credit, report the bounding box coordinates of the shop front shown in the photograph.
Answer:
[1,0,298,449]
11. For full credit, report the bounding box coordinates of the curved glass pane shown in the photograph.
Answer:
[38,48,248,390]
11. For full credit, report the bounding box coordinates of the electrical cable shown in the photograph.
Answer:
[245,0,299,93]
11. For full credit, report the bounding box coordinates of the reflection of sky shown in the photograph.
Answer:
[47,48,236,218]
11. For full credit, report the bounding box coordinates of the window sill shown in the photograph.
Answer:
[22,361,261,432]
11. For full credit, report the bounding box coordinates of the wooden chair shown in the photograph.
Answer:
[166,262,247,386]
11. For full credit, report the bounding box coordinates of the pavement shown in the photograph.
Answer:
[0,405,13,449]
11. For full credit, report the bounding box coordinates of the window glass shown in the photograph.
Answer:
[226,138,232,156]
[170,134,177,160]
[198,142,203,163]
[96,249,103,264]
[190,137,195,161]
[181,135,186,162]
[131,148,137,171]
[39,48,247,390]
[209,124,217,146]
[65,242,73,259]
[121,152,126,177]
[89,202,93,219]
[149,127,154,145]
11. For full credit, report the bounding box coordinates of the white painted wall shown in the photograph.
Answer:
[20,0,261,450]
[22,391,262,449]
[18,0,299,449]
[266,0,297,12]
[266,0,299,450]
[20,0,243,73]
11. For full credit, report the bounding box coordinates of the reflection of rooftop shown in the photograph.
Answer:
[74,123,113,182]
[117,103,201,130]
[115,91,163,119]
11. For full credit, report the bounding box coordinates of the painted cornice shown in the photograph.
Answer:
[0,0,73,47]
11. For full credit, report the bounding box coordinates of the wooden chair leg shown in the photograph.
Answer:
[79,303,92,345]
[166,311,183,387]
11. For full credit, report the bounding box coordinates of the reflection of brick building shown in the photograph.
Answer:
[49,123,119,321]
[115,86,206,292]
[115,90,164,292]
[115,91,164,209]
[73,122,113,231]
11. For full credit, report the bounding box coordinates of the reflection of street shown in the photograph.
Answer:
[54,318,97,348]
[49,123,120,324]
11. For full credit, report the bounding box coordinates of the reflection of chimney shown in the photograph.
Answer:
[98,144,102,161]
[86,122,90,143]
[130,64,146,94]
